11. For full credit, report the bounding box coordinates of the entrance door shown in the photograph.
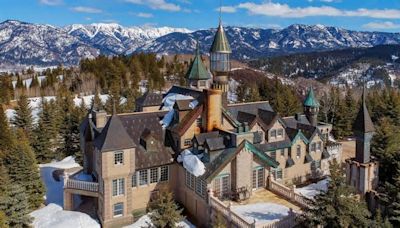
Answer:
[214,175,230,199]
[252,167,265,190]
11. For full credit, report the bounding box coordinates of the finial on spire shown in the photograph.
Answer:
[219,0,222,24]
[196,39,200,55]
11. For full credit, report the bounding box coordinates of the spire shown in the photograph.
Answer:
[210,20,231,54]
[186,41,210,80]
[353,85,375,133]
[304,87,319,108]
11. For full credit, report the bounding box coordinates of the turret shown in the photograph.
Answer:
[210,20,231,107]
[186,41,211,90]
[353,86,375,163]
[303,87,319,127]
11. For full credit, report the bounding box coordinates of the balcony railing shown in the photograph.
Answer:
[65,179,99,192]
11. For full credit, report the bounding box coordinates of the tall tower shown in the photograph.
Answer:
[210,20,231,107]
[303,87,319,127]
[346,86,379,196]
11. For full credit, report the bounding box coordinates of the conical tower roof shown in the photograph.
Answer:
[353,86,375,133]
[210,21,231,54]
[186,42,211,80]
[304,87,320,108]
[94,114,136,152]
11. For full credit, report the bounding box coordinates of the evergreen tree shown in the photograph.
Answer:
[381,181,400,227]
[30,75,39,89]
[4,129,44,210]
[149,190,184,228]
[15,76,24,89]
[12,94,33,139]
[0,106,12,153]
[123,89,137,112]
[0,184,32,228]
[92,88,103,111]
[300,160,371,227]
[0,210,8,228]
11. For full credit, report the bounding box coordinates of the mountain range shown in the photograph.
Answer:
[1,20,400,67]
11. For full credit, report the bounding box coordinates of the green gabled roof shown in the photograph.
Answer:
[210,22,231,54]
[304,87,320,108]
[244,141,279,168]
[186,42,211,80]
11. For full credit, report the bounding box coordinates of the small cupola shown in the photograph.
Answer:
[140,129,158,152]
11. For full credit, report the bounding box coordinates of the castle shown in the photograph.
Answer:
[62,19,377,228]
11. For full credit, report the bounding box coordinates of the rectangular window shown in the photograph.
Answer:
[270,129,277,138]
[311,143,316,152]
[271,151,276,160]
[280,149,285,157]
[272,168,283,180]
[317,142,322,151]
[132,172,137,187]
[114,151,123,165]
[184,139,192,146]
[277,129,284,137]
[296,145,301,158]
[312,160,321,170]
[150,168,158,184]
[113,203,123,217]
[139,170,148,186]
[112,178,125,196]
[214,175,230,199]
[160,166,169,182]
[185,170,195,190]
[196,178,207,198]
[196,118,202,127]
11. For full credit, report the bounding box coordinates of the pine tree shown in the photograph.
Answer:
[381,181,400,227]
[16,76,24,89]
[300,160,372,227]
[0,210,8,228]
[12,94,33,139]
[92,88,104,111]
[4,129,45,210]
[0,106,13,153]
[149,190,184,228]
[0,184,32,228]
[30,75,39,89]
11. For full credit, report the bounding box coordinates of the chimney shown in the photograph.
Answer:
[93,110,107,128]
[204,89,222,132]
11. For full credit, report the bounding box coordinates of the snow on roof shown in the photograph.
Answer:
[30,204,100,228]
[159,93,198,129]
[295,178,329,199]
[39,156,80,169]
[177,149,205,177]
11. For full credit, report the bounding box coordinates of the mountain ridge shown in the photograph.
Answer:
[1,20,400,67]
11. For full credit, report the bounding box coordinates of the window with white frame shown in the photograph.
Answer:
[150,168,158,184]
[280,149,285,157]
[277,129,284,137]
[185,170,195,190]
[272,168,283,180]
[270,129,277,138]
[113,203,123,217]
[112,178,125,196]
[160,166,169,182]
[311,143,316,152]
[114,151,124,165]
[195,178,207,198]
[184,139,192,146]
[296,145,301,158]
[139,170,148,186]
[132,172,137,187]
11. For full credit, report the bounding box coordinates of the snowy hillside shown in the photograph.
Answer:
[2,20,400,67]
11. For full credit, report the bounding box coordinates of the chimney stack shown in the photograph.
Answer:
[204,89,222,132]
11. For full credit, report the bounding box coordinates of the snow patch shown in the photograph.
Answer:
[231,203,290,225]
[295,178,329,199]
[124,214,195,228]
[177,149,205,177]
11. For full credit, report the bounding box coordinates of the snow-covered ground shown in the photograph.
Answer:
[231,203,291,225]
[295,178,329,199]
[124,214,195,228]
[5,94,109,123]
[30,157,101,228]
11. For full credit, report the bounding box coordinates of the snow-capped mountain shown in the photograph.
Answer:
[1,20,400,67]
[142,24,400,59]
[65,23,191,55]
[0,20,98,66]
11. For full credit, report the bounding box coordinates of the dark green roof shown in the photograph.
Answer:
[210,22,231,54]
[186,42,210,80]
[304,87,319,108]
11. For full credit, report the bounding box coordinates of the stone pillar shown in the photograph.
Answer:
[64,190,73,211]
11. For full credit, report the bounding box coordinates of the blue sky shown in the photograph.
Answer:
[1,0,400,31]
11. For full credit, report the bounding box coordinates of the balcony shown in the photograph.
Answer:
[63,169,99,194]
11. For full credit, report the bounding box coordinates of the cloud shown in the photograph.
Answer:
[136,12,154,18]
[234,2,400,19]
[71,6,103,14]
[363,21,400,30]
[39,0,63,6]
[125,0,181,12]
[218,6,237,13]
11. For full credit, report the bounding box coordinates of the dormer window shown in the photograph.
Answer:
[114,151,124,165]
[270,130,277,138]
[296,145,301,158]
[184,139,192,147]
[277,129,283,138]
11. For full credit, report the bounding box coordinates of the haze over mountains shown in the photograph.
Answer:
[1,20,400,67]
